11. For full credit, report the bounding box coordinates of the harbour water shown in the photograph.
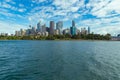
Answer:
[0,40,120,80]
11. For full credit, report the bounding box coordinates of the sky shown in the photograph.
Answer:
[0,0,120,35]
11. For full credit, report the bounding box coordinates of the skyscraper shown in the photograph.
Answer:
[20,29,26,36]
[31,27,36,35]
[56,21,63,35]
[70,20,76,36]
[88,27,90,34]
[37,21,41,32]
[50,21,54,35]
[70,27,76,36]
[72,20,75,27]
[26,29,31,36]
[42,24,46,32]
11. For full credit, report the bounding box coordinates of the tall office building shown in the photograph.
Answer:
[72,20,75,27]
[26,29,31,36]
[70,27,76,36]
[42,24,46,32]
[37,21,41,32]
[56,21,63,35]
[15,31,20,36]
[31,27,36,35]
[49,21,54,35]
[88,27,90,34]
[70,20,76,36]
[20,29,26,36]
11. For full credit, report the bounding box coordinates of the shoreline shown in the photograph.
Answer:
[0,39,118,41]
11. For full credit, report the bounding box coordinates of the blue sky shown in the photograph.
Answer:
[0,0,120,35]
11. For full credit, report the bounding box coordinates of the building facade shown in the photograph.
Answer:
[70,20,76,36]
[56,21,63,35]
[37,21,41,32]
[49,21,54,35]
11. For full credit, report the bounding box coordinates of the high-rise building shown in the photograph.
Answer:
[81,28,87,34]
[72,20,75,27]
[15,31,18,36]
[70,27,76,36]
[88,27,90,34]
[31,27,36,35]
[26,29,31,36]
[20,29,26,36]
[70,20,76,36]
[37,21,41,32]
[42,24,46,32]
[56,21,63,35]
[15,31,21,36]
[49,21,54,35]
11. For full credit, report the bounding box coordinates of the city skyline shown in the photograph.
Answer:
[14,20,90,37]
[0,0,120,35]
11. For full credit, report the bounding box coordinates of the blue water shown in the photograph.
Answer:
[0,40,120,80]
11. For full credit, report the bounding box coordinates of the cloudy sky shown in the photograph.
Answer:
[0,0,120,35]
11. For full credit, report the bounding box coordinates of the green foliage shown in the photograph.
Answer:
[71,34,81,39]
[0,33,111,40]
[46,35,55,40]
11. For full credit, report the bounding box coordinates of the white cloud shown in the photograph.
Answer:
[18,8,26,12]
[94,26,120,35]
[32,0,46,3]
[0,21,27,34]
[5,0,12,2]
[53,0,84,12]
[5,0,16,4]
[0,0,120,35]
[0,8,26,18]
[0,8,14,17]
[89,0,120,18]
[0,1,26,13]
[1,2,12,8]
[19,4,24,7]
[74,0,120,35]
[0,2,18,11]
[53,0,78,9]
[78,16,120,35]
[27,0,84,23]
